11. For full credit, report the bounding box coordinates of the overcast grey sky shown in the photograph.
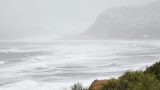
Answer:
[0,0,157,40]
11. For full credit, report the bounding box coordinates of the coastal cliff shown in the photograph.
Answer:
[83,1,160,39]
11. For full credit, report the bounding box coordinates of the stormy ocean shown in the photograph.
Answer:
[0,40,159,90]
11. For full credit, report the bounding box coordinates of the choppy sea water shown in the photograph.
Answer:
[0,40,160,90]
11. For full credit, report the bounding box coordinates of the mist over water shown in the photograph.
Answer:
[0,0,158,40]
[0,40,159,90]
[0,0,160,90]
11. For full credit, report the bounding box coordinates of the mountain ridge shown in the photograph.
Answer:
[83,1,160,39]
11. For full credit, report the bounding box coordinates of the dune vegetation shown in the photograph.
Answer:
[71,61,160,90]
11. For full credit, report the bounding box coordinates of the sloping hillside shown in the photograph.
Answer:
[84,1,160,39]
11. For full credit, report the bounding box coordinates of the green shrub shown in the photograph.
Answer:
[145,62,160,80]
[102,71,160,90]
[71,61,160,90]
[118,71,144,89]
[71,83,88,90]
[102,79,118,90]
[131,74,160,90]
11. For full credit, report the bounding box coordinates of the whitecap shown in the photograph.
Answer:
[0,80,73,90]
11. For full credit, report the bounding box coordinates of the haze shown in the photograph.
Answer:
[0,0,157,40]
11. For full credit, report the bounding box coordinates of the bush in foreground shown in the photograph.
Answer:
[71,61,160,90]
[71,83,88,90]
[102,71,160,90]
[145,62,160,80]
[102,62,160,90]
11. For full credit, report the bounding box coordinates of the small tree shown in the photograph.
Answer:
[71,83,88,90]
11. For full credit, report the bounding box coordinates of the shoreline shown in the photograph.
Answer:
[70,61,160,90]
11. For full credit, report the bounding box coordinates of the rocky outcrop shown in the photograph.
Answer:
[89,80,107,90]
